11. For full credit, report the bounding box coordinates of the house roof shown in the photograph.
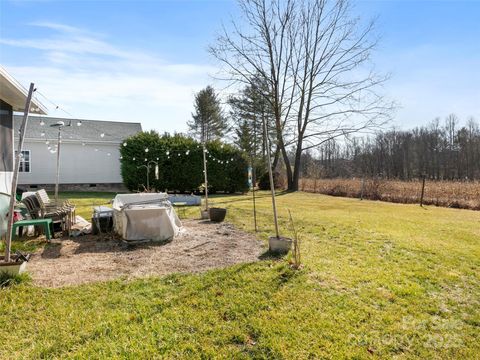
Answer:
[14,115,142,143]
[0,66,47,114]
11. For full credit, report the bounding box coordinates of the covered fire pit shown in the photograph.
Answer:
[112,193,182,243]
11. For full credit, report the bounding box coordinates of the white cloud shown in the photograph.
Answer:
[1,22,218,133]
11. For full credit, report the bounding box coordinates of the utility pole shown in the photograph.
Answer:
[51,120,81,203]
[4,83,35,263]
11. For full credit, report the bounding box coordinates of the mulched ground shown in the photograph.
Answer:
[27,220,265,287]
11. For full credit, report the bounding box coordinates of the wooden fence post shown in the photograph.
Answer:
[420,175,426,207]
[360,177,365,200]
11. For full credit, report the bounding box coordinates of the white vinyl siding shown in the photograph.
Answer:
[17,142,122,184]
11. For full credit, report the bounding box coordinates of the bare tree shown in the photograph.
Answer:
[211,0,393,190]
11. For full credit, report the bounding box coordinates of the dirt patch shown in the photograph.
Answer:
[27,220,265,288]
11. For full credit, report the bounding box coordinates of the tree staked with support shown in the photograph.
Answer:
[211,0,394,191]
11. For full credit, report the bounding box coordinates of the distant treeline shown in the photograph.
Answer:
[300,115,480,180]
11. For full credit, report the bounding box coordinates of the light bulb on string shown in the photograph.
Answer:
[166,151,170,156]
[107,153,111,156]
[186,150,190,155]
[123,142,127,147]
[82,142,86,146]
[120,156,123,160]
[40,120,45,126]
[156,157,159,161]
[132,157,136,161]
[45,140,50,145]
[77,121,82,126]
[145,158,147,162]
[41,132,45,137]
[100,133,105,138]
[145,148,149,153]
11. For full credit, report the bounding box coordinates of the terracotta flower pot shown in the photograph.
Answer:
[209,207,227,222]
[268,236,292,254]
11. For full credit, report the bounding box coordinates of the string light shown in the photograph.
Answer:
[118,141,236,165]
[35,90,112,139]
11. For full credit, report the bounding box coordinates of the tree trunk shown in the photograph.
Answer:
[280,138,293,190]
[272,146,280,170]
[289,142,303,191]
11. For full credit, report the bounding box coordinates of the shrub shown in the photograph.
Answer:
[120,132,249,193]
[258,170,282,190]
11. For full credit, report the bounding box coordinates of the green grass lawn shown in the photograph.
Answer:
[1,191,479,359]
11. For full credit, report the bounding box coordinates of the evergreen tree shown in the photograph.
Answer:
[188,86,228,143]
[229,77,277,174]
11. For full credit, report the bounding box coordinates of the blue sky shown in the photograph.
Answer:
[1,0,479,134]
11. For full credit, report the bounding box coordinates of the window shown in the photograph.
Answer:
[19,150,31,172]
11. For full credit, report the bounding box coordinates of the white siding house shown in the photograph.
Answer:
[14,116,142,191]
[0,67,47,195]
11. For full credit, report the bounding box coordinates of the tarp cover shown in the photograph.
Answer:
[0,192,9,237]
[112,193,182,242]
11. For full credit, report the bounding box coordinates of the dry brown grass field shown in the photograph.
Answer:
[299,178,480,210]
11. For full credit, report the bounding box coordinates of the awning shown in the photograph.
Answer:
[0,65,47,114]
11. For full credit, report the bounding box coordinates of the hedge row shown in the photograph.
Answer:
[120,132,249,193]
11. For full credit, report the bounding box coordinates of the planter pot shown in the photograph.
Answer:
[209,207,227,222]
[0,255,28,276]
[269,236,293,254]
[200,209,210,220]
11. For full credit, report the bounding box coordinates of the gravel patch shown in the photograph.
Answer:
[27,220,264,287]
